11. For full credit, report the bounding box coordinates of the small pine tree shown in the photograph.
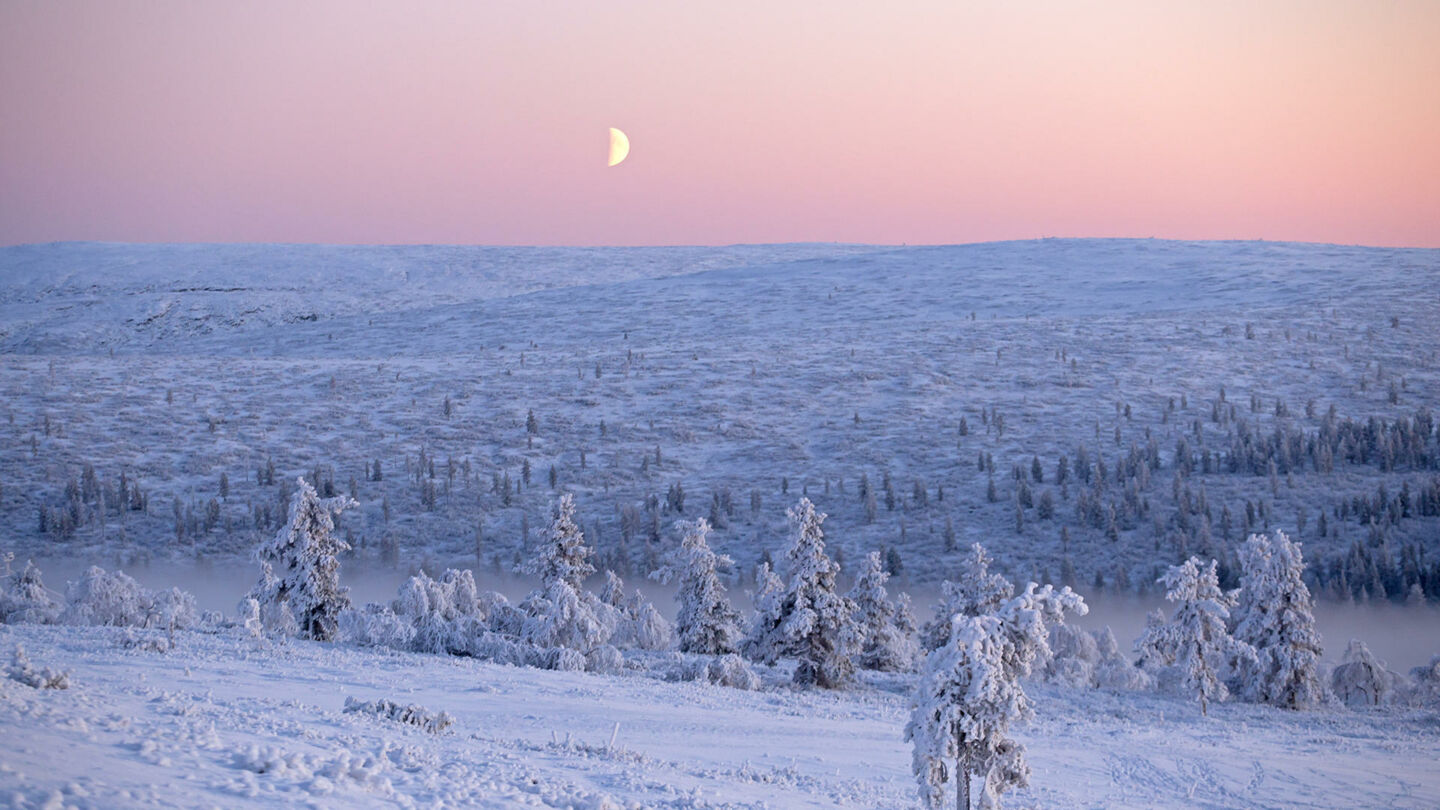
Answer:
[747,498,859,688]
[849,551,919,672]
[653,518,743,655]
[249,477,356,641]
[519,494,614,652]
[906,583,1086,810]
[1135,557,1252,715]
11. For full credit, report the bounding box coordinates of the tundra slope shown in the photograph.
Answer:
[1,239,1437,604]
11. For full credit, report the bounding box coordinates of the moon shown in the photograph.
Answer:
[607,127,630,167]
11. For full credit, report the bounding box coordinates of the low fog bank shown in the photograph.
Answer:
[21,557,1440,671]
[1070,593,1440,672]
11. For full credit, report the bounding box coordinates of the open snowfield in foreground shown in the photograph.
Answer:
[3,622,1437,809]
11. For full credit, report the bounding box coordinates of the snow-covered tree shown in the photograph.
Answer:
[622,590,673,650]
[1136,557,1252,715]
[906,583,1086,809]
[1331,639,1401,707]
[249,477,355,641]
[921,543,1014,652]
[393,568,485,656]
[0,554,59,624]
[746,498,859,688]
[1409,654,1440,706]
[652,518,743,655]
[519,494,615,653]
[525,493,594,589]
[849,550,919,671]
[1231,530,1325,709]
[741,560,785,661]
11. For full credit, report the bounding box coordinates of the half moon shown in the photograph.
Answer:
[608,127,630,167]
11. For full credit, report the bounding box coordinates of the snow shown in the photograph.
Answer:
[2,621,1437,808]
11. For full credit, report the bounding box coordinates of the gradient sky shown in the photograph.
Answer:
[2,1,1437,247]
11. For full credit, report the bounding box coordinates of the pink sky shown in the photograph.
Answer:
[1,1,1437,247]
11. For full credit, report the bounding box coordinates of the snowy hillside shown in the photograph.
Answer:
[3,239,1437,608]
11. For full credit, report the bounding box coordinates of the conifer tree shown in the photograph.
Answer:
[249,477,356,641]
[747,498,859,688]
[653,518,743,655]
[922,543,1014,652]
[849,551,919,671]
[1135,557,1253,715]
[1231,530,1325,709]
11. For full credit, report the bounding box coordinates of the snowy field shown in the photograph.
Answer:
[4,621,1439,810]
[2,239,1439,808]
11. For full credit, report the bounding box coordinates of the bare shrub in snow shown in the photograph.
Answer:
[249,477,356,642]
[343,696,453,734]
[1136,557,1254,715]
[906,583,1086,810]
[1331,639,1403,707]
[7,645,69,689]
[849,550,919,672]
[653,518,743,655]
[1231,530,1325,709]
[745,498,859,688]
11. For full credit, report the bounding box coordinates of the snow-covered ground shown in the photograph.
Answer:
[3,621,1437,809]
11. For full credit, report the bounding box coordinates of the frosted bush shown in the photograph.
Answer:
[585,644,625,675]
[1331,639,1403,708]
[338,604,415,649]
[62,566,198,630]
[396,569,487,656]
[704,654,760,690]
[1408,654,1440,706]
[0,556,60,625]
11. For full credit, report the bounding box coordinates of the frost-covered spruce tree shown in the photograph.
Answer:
[849,550,919,672]
[741,560,785,661]
[652,518,743,655]
[519,494,614,652]
[749,498,859,688]
[1136,557,1252,715]
[249,477,355,641]
[1231,530,1325,709]
[906,583,1086,809]
[921,543,1014,652]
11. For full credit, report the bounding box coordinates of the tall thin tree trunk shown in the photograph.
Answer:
[958,755,970,810]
